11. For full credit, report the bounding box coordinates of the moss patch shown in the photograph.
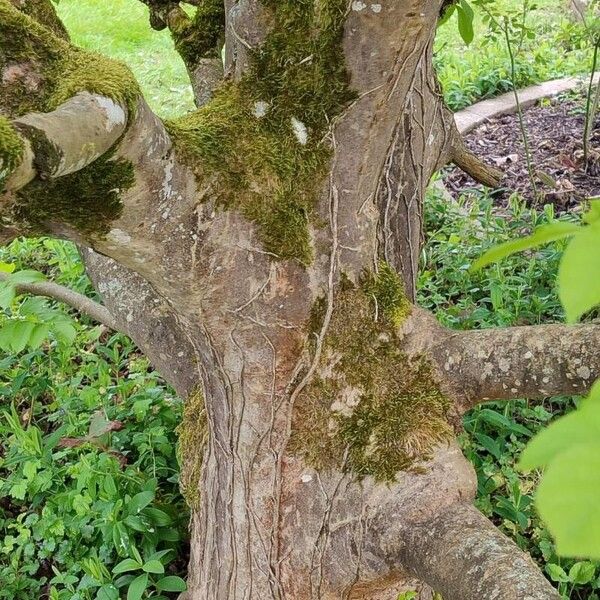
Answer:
[14,153,134,237]
[0,0,139,117]
[176,388,208,510]
[166,0,355,263]
[169,0,225,65]
[291,265,452,480]
[0,116,24,190]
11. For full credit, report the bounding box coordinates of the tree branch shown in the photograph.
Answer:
[0,272,118,330]
[424,320,600,412]
[4,93,128,192]
[395,502,560,600]
[451,140,503,188]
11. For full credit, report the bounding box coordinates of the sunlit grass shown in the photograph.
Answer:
[56,0,195,118]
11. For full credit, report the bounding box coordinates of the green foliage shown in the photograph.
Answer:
[420,187,600,599]
[0,239,188,600]
[519,382,600,559]
[473,199,600,321]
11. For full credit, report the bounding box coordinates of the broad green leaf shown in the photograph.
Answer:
[96,584,119,600]
[113,559,141,575]
[28,323,50,349]
[143,507,172,526]
[0,283,16,309]
[457,0,475,45]
[569,561,596,584]
[126,573,149,600]
[0,321,36,353]
[536,442,600,559]
[51,318,76,344]
[155,576,187,593]
[0,262,15,273]
[128,491,154,515]
[546,563,569,583]
[476,408,532,437]
[558,221,600,322]
[471,222,580,271]
[520,381,600,470]
[8,269,46,284]
[142,559,164,574]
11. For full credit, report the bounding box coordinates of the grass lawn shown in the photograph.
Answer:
[0,1,598,599]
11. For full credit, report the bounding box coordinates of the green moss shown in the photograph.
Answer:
[14,0,69,39]
[0,0,139,117]
[14,154,134,237]
[166,0,355,264]
[363,262,412,327]
[0,116,24,190]
[176,388,208,510]
[170,0,225,65]
[291,266,452,480]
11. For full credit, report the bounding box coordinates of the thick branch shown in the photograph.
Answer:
[5,93,128,192]
[396,502,560,600]
[0,272,118,330]
[426,321,600,411]
[452,140,503,188]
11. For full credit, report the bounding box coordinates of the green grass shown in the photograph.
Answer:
[56,0,194,118]
[437,0,594,110]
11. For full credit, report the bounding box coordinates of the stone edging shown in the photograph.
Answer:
[454,73,600,134]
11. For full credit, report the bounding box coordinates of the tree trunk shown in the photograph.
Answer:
[0,0,592,598]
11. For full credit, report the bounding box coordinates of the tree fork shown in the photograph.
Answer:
[0,0,588,599]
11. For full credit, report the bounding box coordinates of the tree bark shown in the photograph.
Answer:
[0,0,593,598]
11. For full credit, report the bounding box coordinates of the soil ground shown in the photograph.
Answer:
[446,92,600,210]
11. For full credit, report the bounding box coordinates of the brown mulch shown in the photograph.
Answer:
[445,94,600,210]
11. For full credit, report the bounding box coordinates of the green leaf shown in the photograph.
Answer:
[546,563,569,583]
[96,584,119,600]
[0,283,16,309]
[51,318,76,344]
[0,262,15,273]
[142,560,164,574]
[128,491,154,515]
[155,576,187,593]
[471,222,580,271]
[476,408,532,437]
[520,381,600,471]
[583,198,600,224]
[113,559,142,575]
[536,442,600,559]
[28,323,50,349]
[457,0,475,45]
[126,573,149,600]
[8,269,46,284]
[143,507,172,526]
[569,561,596,584]
[0,321,36,353]
[558,221,600,322]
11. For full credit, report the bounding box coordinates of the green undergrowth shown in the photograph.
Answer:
[0,238,189,600]
[0,0,139,117]
[166,0,355,263]
[291,265,452,479]
[419,184,599,599]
